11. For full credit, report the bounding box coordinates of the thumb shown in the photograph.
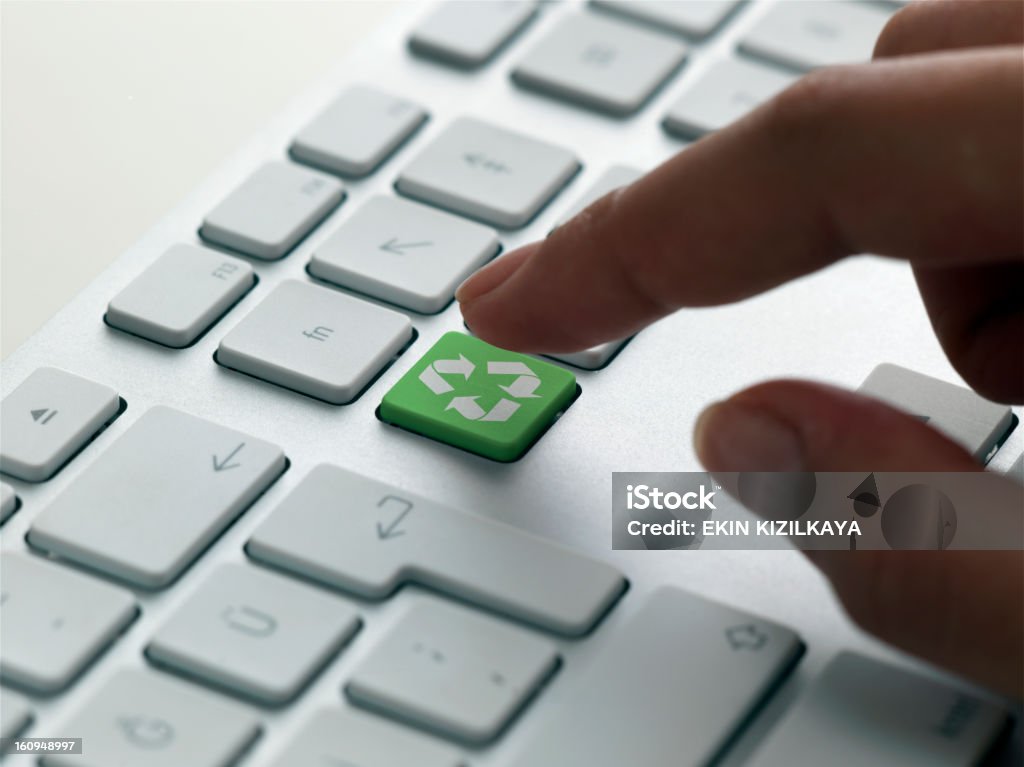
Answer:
[694,380,1023,698]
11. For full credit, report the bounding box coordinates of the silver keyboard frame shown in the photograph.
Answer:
[2,2,1021,764]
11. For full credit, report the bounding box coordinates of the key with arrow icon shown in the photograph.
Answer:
[376,496,414,541]
[28,406,286,588]
[0,367,121,481]
[30,407,58,424]
[309,195,500,313]
[212,443,245,472]
[378,237,433,255]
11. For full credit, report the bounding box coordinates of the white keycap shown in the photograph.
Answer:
[106,244,255,347]
[748,652,1008,767]
[554,164,643,227]
[409,0,537,69]
[548,340,629,370]
[0,554,137,693]
[508,586,803,766]
[147,564,360,705]
[512,12,688,117]
[1008,452,1024,481]
[0,367,119,482]
[290,85,428,178]
[739,0,892,71]
[0,481,17,523]
[592,0,741,39]
[247,464,624,636]
[346,596,558,745]
[396,117,580,229]
[0,688,33,741]
[309,196,500,313]
[28,406,285,588]
[217,280,413,404]
[663,57,798,138]
[39,670,260,767]
[199,161,344,260]
[858,364,1015,463]
[268,707,463,767]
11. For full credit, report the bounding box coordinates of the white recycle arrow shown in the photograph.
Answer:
[446,396,521,422]
[419,354,474,395]
[487,361,540,398]
[418,355,540,424]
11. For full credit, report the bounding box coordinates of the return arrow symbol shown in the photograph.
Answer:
[376,504,413,540]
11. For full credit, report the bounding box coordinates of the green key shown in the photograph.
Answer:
[380,332,577,461]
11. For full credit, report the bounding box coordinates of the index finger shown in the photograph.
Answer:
[458,48,1023,353]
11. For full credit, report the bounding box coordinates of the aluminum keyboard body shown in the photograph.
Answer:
[2,2,1021,765]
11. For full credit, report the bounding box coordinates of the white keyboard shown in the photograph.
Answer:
[1,2,1020,766]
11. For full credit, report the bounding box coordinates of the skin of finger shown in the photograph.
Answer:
[875,0,1024,59]
[461,49,1023,354]
[697,380,980,472]
[914,262,1024,403]
[696,380,1023,698]
[818,550,1022,698]
[457,243,537,305]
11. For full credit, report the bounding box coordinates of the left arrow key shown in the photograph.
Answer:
[0,367,120,481]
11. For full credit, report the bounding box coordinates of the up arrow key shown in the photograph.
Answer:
[212,443,245,472]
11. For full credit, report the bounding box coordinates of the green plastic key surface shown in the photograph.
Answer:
[380,332,577,461]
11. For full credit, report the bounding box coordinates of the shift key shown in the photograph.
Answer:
[29,406,286,588]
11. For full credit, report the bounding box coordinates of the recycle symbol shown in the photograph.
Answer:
[418,354,540,423]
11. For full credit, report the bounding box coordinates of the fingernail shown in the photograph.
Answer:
[455,243,537,304]
[694,400,805,472]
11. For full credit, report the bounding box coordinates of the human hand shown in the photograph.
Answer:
[457,0,1024,697]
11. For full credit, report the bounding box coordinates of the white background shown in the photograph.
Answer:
[1,0,395,358]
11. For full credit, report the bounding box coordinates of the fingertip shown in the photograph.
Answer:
[693,398,806,472]
[456,242,538,305]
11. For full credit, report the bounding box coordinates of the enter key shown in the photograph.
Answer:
[246,464,625,636]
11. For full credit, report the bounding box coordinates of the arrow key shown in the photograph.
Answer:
[310,196,499,313]
[1,367,120,481]
[29,406,285,588]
